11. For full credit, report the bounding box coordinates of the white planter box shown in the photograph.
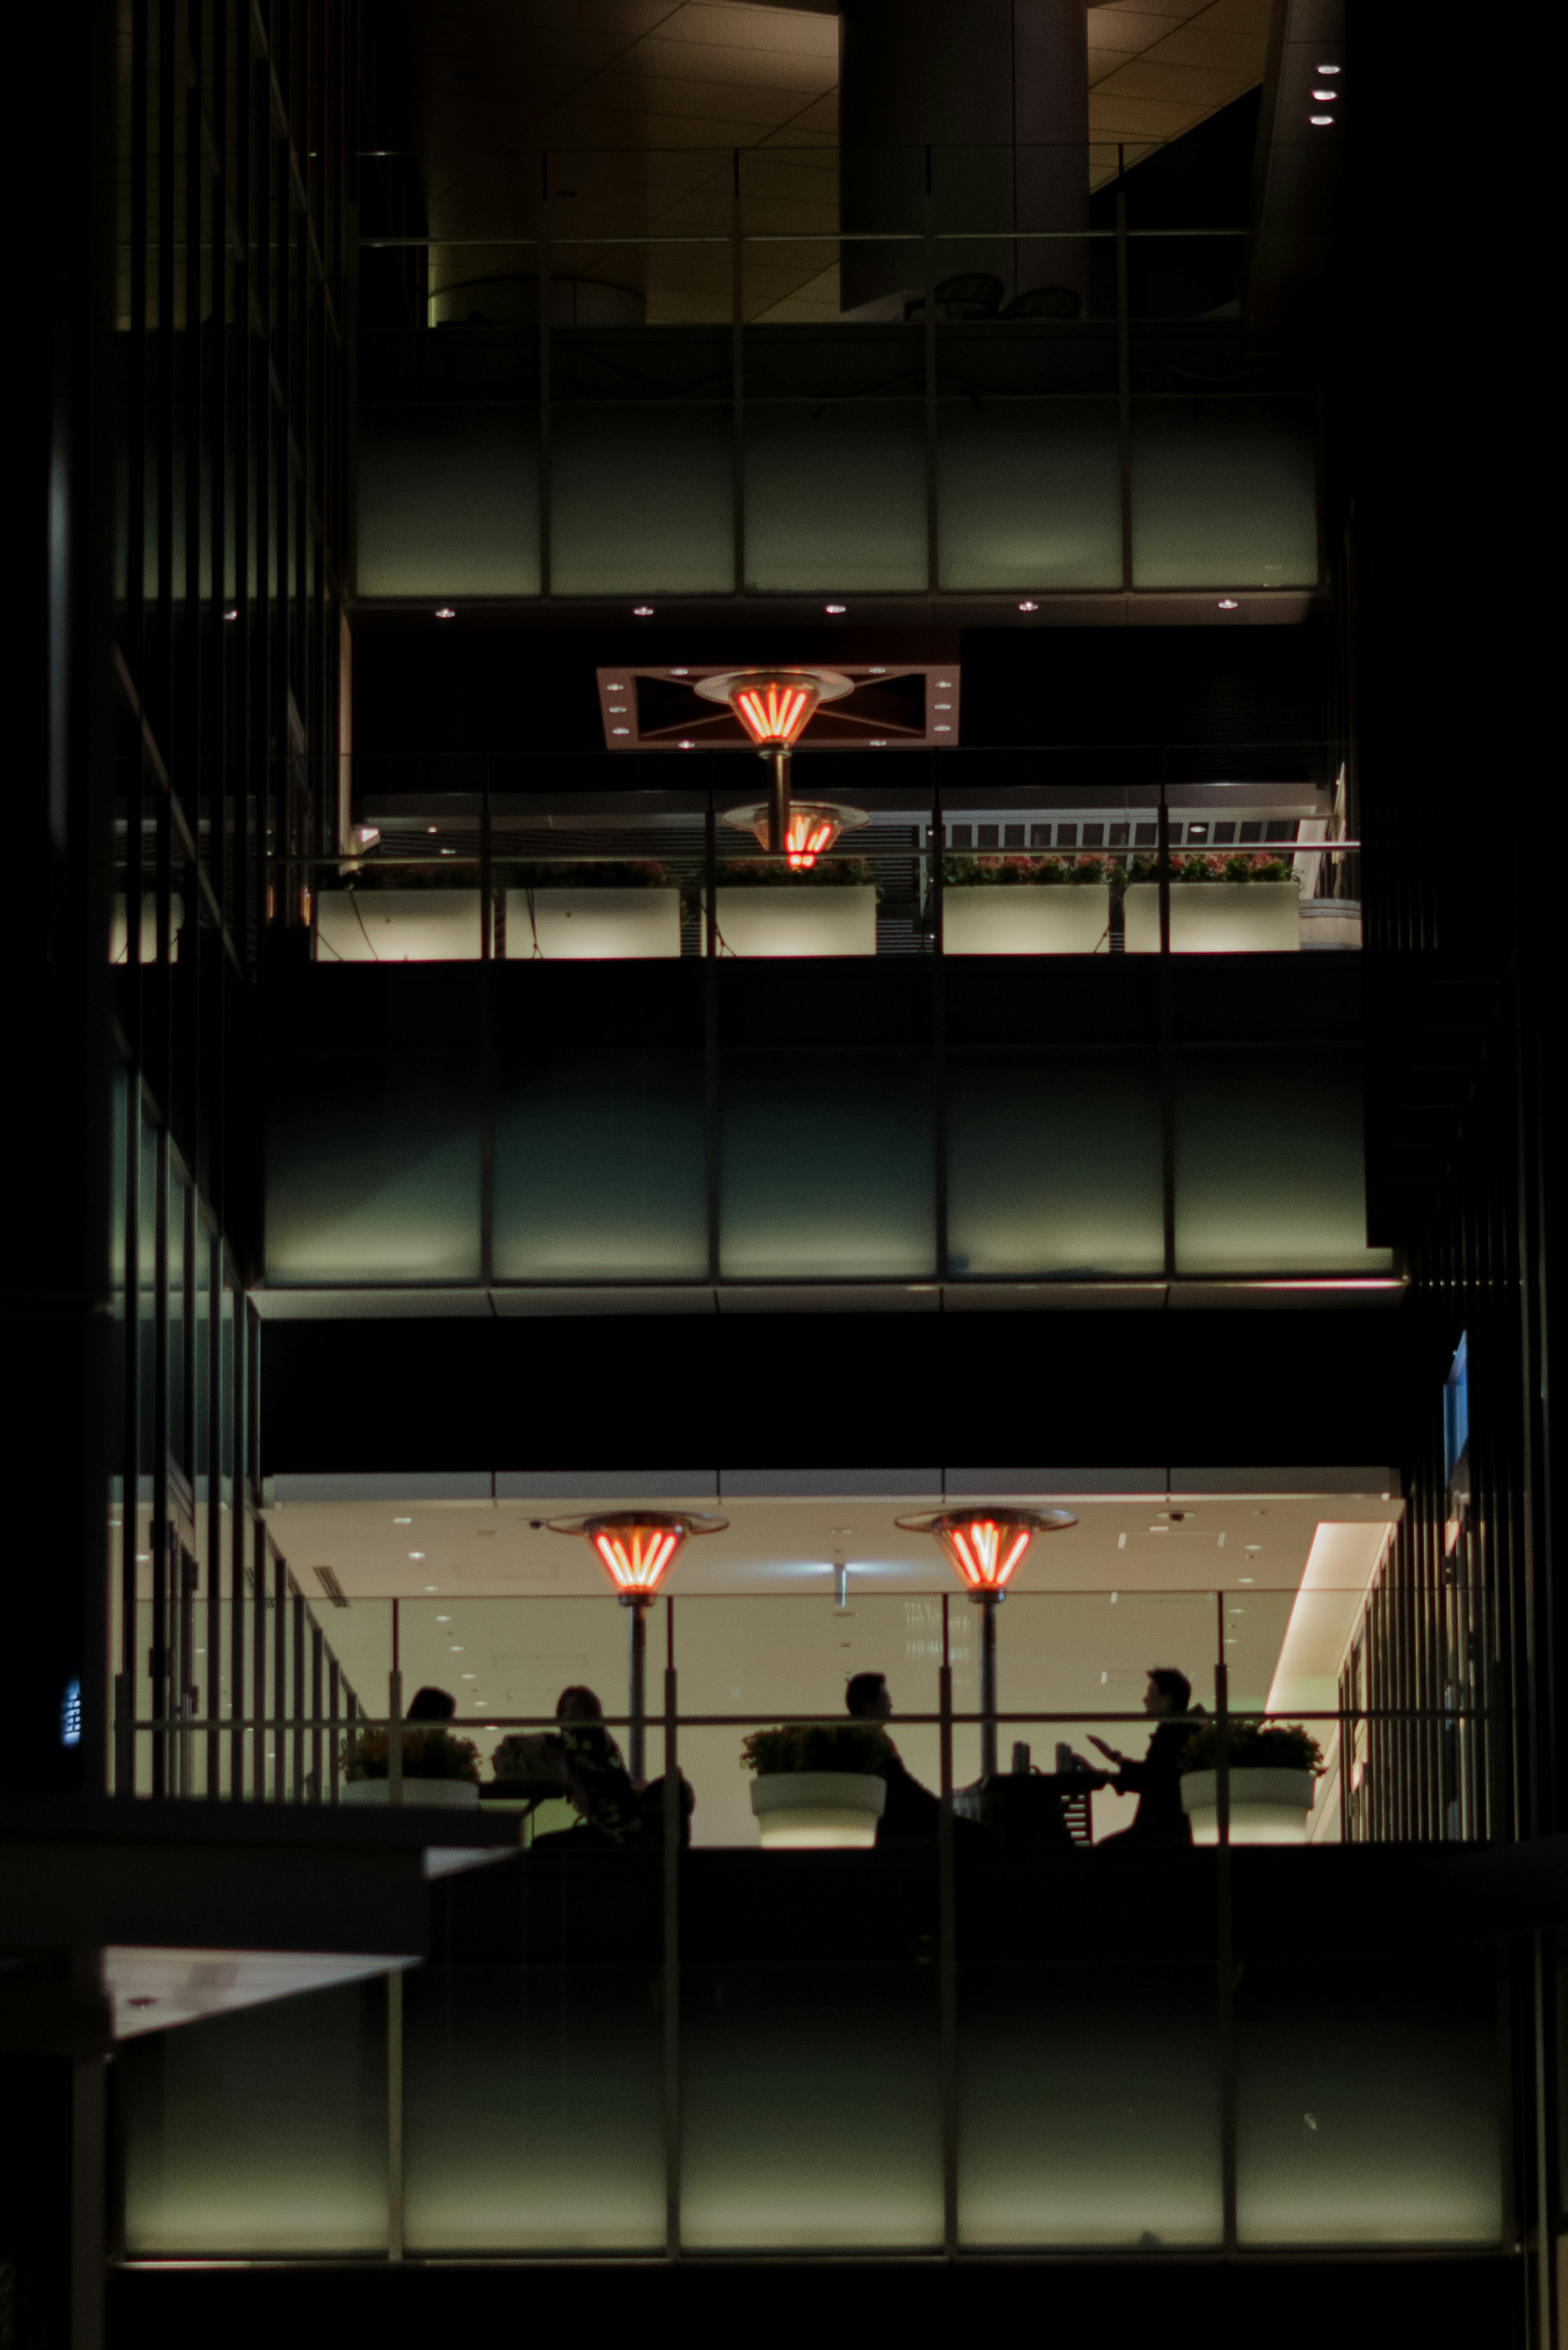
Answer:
[1299,899,1363,949]
[1181,1766,1316,1845]
[505,887,682,960]
[708,887,877,959]
[1124,880,1301,954]
[339,1778,481,1808]
[316,890,482,963]
[751,1770,887,1849]
[942,884,1111,955]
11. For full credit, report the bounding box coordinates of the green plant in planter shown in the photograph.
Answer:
[740,1722,893,1776]
[717,856,877,889]
[505,858,673,891]
[943,853,1107,888]
[1126,852,1298,887]
[342,1724,482,1783]
[1179,1719,1324,1775]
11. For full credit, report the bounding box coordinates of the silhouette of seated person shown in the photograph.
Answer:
[405,1685,456,1722]
[846,1671,942,1843]
[1075,1667,1199,1847]
[532,1685,693,1849]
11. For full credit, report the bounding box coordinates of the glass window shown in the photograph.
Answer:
[938,398,1120,590]
[744,401,927,591]
[552,404,731,594]
[1174,1049,1395,1277]
[947,1054,1163,1278]
[492,1050,707,1282]
[1131,399,1318,589]
[356,406,541,597]
[265,1055,483,1284]
[720,1052,934,1278]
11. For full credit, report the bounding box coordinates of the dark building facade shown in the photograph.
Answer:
[5,1,1557,2343]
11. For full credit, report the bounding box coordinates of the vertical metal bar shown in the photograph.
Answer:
[272,1550,287,1799]
[1215,1594,1236,2252]
[923,149,938,594]
[291,1583,306,1798]
[704,789,721,1278]
[731,148,745,596]
[931,742,949,1271]
[387,1970,405,2261]
[118,1082,140,1798]
[537,154,552,597]
[1116,164,1133,592]
[662,1601,681,2259]
[206,1235,222,1795]
[1158,764,1177,1285]
[388,1598,403,1804]
[939,1591,958,2256]
[251,1510,267,1798]
[229,1285,247,1799]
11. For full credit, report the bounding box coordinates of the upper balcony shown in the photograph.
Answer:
[357,143,1322,624]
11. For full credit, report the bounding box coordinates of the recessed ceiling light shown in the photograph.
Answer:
[1310,114,1334,125]
[440,847,454,855]
[868,666,887,673]
[825,604,846,614]
[869,739,887,747]
[936,679,953,686]
[436,1615,450,1623]
[670,667,690,676]
[435,607,456,619]
[1238,1576,1254,1584]
[224,608,238,621]
[1018,600,1038,612]
[612,726,630,735]
[633,604,654,617]
[934,724,951,732]
[1311,89,1336,100]
[424,1585,438,1592]
[935,700,951,708]
[409,1550,425,1560]
[394,1516,412,1523]
[1218,598,1239,610]
[678,739,695,749]
[427,826,438,835]
[1316,63,1340,73]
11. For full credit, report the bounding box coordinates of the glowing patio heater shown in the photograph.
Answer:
[693,668,858,856]
[897,1506,1077,1779]
[547,1509,727,1779]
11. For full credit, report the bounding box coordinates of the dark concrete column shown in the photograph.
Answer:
[840,0,1089,316]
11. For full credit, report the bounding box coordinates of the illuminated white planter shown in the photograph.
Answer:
[751,1770,887,1849]
[1124,881,1301,954]
[505,887,682,960]
[708,887,877,958]
[339,1778,481,1808]
[941,885,1111,955]
[1181,1767,1316,1844]
[316,890,482,962]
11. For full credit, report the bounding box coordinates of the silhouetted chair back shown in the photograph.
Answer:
[1000,285,1083,321]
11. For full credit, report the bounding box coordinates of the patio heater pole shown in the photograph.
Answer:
[974,1591,1000,1781]
[625,1593,651,1783]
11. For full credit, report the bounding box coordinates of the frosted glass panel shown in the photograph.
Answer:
[938,399,1121,589]
[493,1050,707,1280]
[1174,1049,1394,1277]
[1236,1966,1503,2244]
[1131,399,1318,589]
[745,402,926,590]
[682,1965,942,2248]
[404,1963,664,2252]
[358,406,539,596]
[947,1054,1163,1276]
[552,404,731,593]
[266,1055,482,1283]
[720,1052,934,1278]
[120,1983,387,2254]
[960,1966,1222,2246]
